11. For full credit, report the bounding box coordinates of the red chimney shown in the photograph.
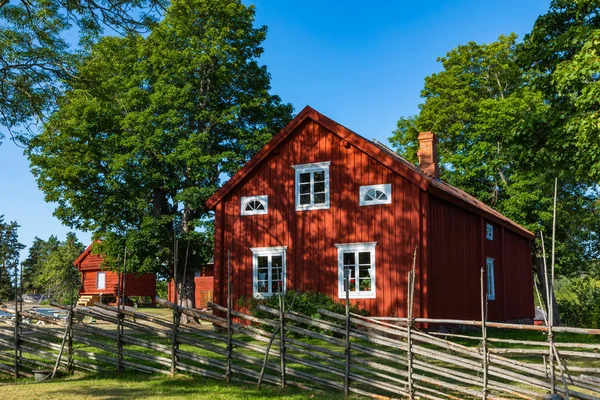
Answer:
[417,132,439,179]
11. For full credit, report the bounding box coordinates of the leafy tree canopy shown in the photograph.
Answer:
[0,215,24,300]
[0,0,166,144]
[390,2,600,278]
[27,0,293,306]
[30,233,83,303]
[21,235,61,294]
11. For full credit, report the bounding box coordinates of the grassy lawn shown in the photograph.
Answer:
[1,372,345,399]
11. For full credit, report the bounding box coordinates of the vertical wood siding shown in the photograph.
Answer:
[429,197,534,321]
[214,120,424,317]
[77,252,156,297]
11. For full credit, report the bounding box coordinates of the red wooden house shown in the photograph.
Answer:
[205,107,535,321]
[74,243,157,306]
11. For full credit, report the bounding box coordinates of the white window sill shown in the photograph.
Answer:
[296,203,330,211]
[253,292,283,299]
[337,292,376,299]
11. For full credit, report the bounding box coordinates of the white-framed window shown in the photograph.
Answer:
[97,272,106,290]
[486,223,494,240]
[241,195,268,216]
[360,184,392,206]
[292,162,331,211]
[486,257,495,301]
[336,242,377,299]
[251,246,287,298]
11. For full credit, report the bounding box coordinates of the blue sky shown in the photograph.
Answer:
[0,0,550,259]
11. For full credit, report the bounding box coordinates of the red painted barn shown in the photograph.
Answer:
[205,107,535,322]
[74,243,157,305]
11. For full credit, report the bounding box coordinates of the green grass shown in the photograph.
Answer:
[1,371,346,399]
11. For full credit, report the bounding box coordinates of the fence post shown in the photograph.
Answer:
[116,263,122,374]
[406,269,414,400]
[14,263,19,379]
[278,289,286,388]
[226,250,232,383]
[13,308,19,378]
[541,232,555,394]
[171,238,179,376]
[344,266,350,397]
[480,268,488,400]
[67,320,73,373]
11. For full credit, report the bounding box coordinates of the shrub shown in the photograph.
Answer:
[238,290,368,337]
[556,276,600,328]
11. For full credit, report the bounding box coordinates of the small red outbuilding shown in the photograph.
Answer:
[205,106,535,322]
[74,243,157,305]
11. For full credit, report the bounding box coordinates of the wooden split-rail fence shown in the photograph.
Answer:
[0,293,599,400]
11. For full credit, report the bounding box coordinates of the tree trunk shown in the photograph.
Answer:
[175,260,196,324]
[534,256,562,326]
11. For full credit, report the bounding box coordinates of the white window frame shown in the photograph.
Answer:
[360,184,392,206]
[486,257,495,301]
[241,195,268,216]
[486,223,494,240]
[97,272,106,290]
[292,161,331,211]
[251,246,287,299]
[335,242,377,299]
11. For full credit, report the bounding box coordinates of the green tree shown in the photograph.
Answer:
[33,233,83,304]
[390,31,600,325]
[21,235,61,294]
[28,0,293,311]
[519,0,600,180]
[0,0,165,144]
[0,215,24,300]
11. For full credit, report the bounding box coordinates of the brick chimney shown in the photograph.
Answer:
[417,132,439,179]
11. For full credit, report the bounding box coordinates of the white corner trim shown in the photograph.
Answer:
[334,242,377,250]
[241,195,268,216]
[250,246,288,254]
[359,184,392,206]
[291,161,331,170]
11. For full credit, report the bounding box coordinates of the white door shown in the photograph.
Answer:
[97,272,106,290]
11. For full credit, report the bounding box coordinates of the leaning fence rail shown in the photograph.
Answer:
[0,299,599,400]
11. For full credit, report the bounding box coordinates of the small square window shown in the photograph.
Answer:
[486,223,494,240]
[360,184,392,206]
[292,162,331,211]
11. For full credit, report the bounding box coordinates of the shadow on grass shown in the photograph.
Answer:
[38,371,345,399]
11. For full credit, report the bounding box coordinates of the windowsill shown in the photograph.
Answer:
[360,201,391,207]
[296,203,330,211]
[337,292,376,299]
[253,292,283,299]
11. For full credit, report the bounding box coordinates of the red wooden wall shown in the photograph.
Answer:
[213,119,425,317]
[428,197,534,321]
[167,276,214,308]
[76,250,156,297]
